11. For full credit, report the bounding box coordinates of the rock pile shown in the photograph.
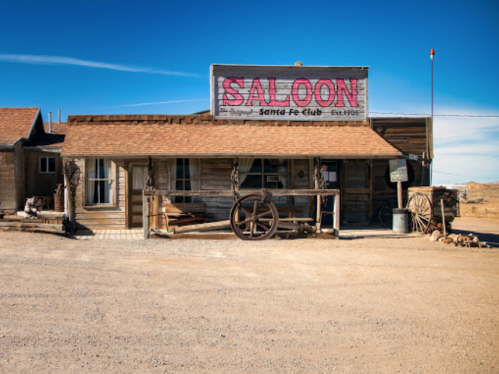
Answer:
[429,230,491,248]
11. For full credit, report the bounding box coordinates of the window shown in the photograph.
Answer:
[175,158,198,203]
[86,158,113,205]
[40,157,56,173]
[239,158,289,189]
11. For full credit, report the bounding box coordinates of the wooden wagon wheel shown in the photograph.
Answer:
[230,194,279,240]
[406,192,433,233]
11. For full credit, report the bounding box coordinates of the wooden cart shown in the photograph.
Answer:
[406,187,460,233]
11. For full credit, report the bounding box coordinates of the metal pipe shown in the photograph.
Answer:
[58,109,61,124]
[430,49,435,186]
[48,112,52,133]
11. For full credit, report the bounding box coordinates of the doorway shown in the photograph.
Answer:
[129,164,148,228]
[341,160,371,225]
[319,160,339,227]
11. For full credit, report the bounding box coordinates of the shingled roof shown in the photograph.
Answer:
[62,115,402,158]
[0,107,40,145]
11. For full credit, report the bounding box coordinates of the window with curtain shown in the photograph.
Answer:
[86,158,112,205]
[175,158,198,203]
[239,159,289,189]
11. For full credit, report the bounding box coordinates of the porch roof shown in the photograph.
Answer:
[62,114,403,158]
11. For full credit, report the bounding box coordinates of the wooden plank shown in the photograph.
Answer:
[164,203,206,214]
[173,220,231,233]
[0,221,63,233]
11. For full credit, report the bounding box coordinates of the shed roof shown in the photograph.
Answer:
[0,107,40,145]
[24,122,67,150]
[62,115,402,158]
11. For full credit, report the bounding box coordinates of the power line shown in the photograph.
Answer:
[433,170,498,180]
[369,112,499,118]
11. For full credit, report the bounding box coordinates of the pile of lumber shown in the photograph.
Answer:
[429,230,491,248]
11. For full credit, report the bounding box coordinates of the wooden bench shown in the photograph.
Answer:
[164,202,206,230]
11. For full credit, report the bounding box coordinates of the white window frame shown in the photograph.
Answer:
[239,158,289,190]
[172,158,200,203]
[39,156,56,174]
[83,158,116,207]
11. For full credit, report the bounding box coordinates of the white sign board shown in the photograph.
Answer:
[389,159,409,183]
[211,65,368,121]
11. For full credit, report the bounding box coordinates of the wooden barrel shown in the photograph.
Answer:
[54,193,64,212]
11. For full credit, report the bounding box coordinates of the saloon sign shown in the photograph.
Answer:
[211,65,368,121]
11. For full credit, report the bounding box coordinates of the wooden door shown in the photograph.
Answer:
[320,160,339,227]
[129,165,148,228]
[341,160,371,225]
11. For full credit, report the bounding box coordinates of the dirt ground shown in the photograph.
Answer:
[1,219,498,374]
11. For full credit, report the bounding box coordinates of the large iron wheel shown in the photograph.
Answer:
[230,194,279,240]
[406,192,433,233]
[378,205,394,229]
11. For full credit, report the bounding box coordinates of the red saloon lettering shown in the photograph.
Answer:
[222,77,358,108]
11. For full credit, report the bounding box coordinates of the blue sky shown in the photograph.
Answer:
[1,0,498,185]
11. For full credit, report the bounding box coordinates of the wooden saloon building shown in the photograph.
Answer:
[61,65,432,234]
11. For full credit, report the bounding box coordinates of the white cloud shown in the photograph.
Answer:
[104,99,210,108]
[0,54,200,77]
[432,107,499,185]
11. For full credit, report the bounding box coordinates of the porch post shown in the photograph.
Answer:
[334,192,340,237]
[142,190,149,239]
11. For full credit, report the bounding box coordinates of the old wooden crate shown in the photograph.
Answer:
[408,186,460,222]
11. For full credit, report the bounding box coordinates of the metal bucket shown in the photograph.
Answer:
[392,208,409,233]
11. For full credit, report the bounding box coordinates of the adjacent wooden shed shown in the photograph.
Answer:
[0,108,66,212]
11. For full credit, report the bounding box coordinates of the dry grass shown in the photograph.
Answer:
[460,182,499,219]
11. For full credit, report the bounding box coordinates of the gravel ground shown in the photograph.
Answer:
[1,220,498,373]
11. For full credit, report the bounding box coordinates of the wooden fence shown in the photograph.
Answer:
[142,189,340,239]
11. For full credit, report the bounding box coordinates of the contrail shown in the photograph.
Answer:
[0,54,200,77]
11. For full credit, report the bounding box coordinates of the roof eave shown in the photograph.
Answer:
[61,152,402,159]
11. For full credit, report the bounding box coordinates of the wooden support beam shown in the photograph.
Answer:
[142,192,149,239]
[144,189,340,197]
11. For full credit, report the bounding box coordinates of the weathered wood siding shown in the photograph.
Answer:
[0,149,17,211]
[14,143,25,210]
[74,159,126,230]
[291,158,312,217]
[371,118,432,222]
[212,65,368,121]
[372,117,432,158]
[153,157,313,226]
[24,150,64,199]
[200,158,233,222]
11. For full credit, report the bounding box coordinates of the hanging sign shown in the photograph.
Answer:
[211,64,368,121]
[389,159,409,182]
